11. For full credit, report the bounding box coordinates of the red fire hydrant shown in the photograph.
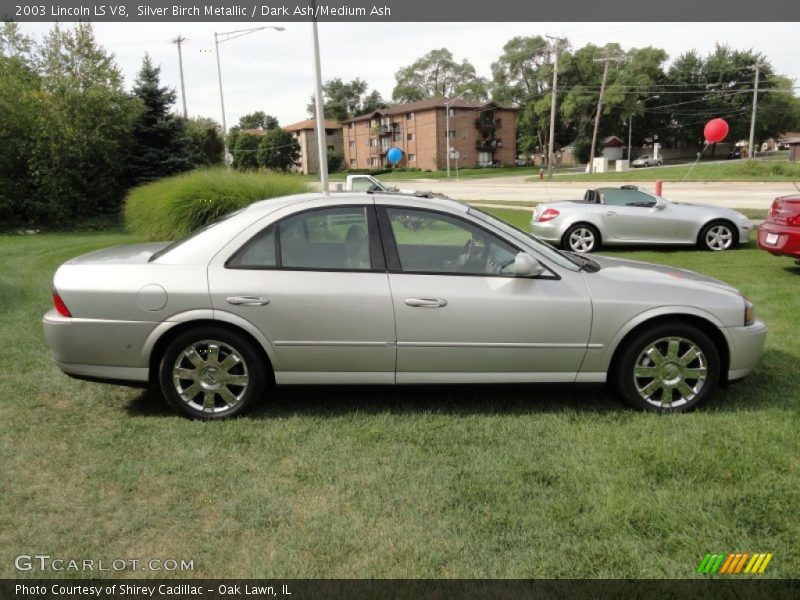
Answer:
[539,168,544,180]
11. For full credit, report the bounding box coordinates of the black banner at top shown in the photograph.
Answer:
[2,0,800,22]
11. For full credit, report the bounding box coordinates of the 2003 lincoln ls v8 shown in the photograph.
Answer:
[43,193,767,419]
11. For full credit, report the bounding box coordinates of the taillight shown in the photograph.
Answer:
[53,289,71,317]
[537,208,561,222]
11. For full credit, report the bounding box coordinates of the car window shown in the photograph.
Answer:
[386,208,518,276]
[351,178,373,192]
[227,226,277,268]
[602,189,657,207]
[280,206,373,270]
[624,190,658,207]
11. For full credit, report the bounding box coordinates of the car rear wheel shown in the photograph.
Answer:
[700,221,737,251]
[563,224,600,253]
[159,327,267,419]
[613,323,720,413]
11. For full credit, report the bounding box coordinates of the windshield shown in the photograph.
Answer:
[149,209,245,262]
[467,207,581,270]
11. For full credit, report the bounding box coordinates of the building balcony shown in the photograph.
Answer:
[475,138,503,151]
[475,117,501,131]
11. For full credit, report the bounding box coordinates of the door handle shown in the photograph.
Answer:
[604,211,617,216]
[226,296,270,306]
[405,298,448,308]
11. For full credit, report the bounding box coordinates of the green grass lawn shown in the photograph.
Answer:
[541,160,800,183]
[1,218,798,579]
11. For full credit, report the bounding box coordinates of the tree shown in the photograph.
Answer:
[257,129,300,172]
[327,151,344,173]
[29,23,139,222]
[236,111,279,131]
[186,117,224,166]
[307,78,387,121]
[126,54,194,185]
[393,48,488,102]
[232,133,262,170]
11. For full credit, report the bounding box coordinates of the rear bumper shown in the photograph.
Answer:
[43,310,156,383]
[530,220,566,244]
[757,223,800,258]
[725,319,768,381]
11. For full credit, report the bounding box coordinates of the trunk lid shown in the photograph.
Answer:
[64,243,170,266]
[767,195,800,226]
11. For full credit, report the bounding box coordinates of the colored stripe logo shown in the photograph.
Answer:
[697,553,773,574]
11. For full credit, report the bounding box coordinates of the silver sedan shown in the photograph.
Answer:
[43,192,766,418]
[531,186,753,253]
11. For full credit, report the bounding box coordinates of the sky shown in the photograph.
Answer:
[17,21,800,129]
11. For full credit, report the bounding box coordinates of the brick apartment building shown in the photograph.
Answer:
[283,118,343,174]
[341,98,517,171]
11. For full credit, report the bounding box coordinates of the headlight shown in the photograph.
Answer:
[744,297,755,326]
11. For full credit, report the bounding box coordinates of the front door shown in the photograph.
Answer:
[378,206,593,383]
[600,189,678,241]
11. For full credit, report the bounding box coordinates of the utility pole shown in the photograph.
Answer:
[628,114,633,162]
[588,53,624,173]
[546,35,566,179]
[748,62,761,158]
[311,16,329,194]
[171,35,188,118]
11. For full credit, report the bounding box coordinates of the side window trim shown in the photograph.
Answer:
[375,205,558,279]
[226,204,386,273]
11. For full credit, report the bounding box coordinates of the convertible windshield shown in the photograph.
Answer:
[467,207,581,270]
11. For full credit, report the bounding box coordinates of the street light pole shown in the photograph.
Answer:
[214,26,285,167]
[445,92,467,178]
[546,35,565,179]
[172,35,188,118]
[311,18,329,194]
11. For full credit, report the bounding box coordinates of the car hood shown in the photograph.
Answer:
[64,242,171,265]
[586,254,740,295]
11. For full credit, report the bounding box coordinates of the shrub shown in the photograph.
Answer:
[124,168,309,240]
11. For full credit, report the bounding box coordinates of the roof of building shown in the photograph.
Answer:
[284,118,341,132]
[602,136,625,147]
[342,97,518,123]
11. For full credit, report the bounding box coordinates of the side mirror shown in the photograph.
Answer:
[513,252,545,277]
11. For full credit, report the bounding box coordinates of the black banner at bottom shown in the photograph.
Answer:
[2,579,799,600]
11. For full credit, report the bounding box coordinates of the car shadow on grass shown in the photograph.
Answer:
[125,348,795,419]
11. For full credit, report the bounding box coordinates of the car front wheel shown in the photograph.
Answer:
[159,327,267,419]
[700,221,737,251]
[613,323,720,412]
[563,224,600,253]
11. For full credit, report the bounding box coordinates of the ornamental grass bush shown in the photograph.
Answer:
[124,168,309,240]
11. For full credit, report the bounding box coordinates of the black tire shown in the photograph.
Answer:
[612,322,720,413]
[699,220,738,251]
[563,223,601,253]
[159,326,267,419]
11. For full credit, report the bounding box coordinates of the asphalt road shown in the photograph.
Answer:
[399,176,797,209]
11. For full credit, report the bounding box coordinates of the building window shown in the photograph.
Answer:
[348,123,354,129]
[408,154,416,162]
[407,112,414,121]
[349,141,355,148]
[369,138,377,147]
[370,119,378,127]
[407,133,414,141]
[327,145,335,152]
[448,130,456,139]
[448,108,455,116]
[349,158,356,166]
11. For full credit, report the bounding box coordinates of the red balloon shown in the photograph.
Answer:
[704,118,730,144]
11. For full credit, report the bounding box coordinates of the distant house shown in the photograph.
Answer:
[283,118,343,174]
[342,97,518,171]
[779,134,800,162]
[601,136,625,161]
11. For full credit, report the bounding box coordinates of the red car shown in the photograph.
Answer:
[758,194,800,262]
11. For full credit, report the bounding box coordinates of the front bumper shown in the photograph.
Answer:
[757,223,800,259]
[724,319,768,381]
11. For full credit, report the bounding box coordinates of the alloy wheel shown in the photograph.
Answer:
[172,339,250,414]
[633,336,708,409]
[568,227,596,252]
[705,225,734,251]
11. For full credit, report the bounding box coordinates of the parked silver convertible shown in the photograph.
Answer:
[43,193,766,418]
[531,186,753,253]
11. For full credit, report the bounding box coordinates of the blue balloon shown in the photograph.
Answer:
[386,147,403,164]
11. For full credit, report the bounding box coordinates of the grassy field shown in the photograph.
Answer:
[1,216,798,579]
[544,160,800,183]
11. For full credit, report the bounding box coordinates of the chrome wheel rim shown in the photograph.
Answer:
[633,336,708,409]
[706,225,733,251]
[569,228,596,252]
[172,340,249,414]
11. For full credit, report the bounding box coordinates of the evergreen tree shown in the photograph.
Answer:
[127,54,193,185]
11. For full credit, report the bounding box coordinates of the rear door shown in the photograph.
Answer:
[207,202,396,383]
